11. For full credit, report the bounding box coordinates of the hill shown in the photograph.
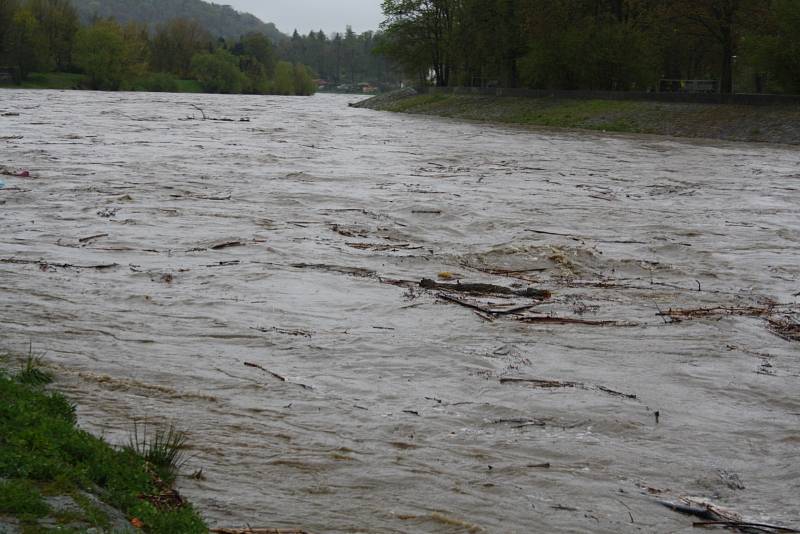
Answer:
[70,0,286,41]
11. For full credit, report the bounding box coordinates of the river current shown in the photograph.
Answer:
[1,91,798,533]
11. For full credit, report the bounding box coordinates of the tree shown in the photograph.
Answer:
[73,20,133,90]
[744,0,800,92]
[150,18,211,77]
[240,32,276,76]
[5,8,48,80]
[293,63,316,95]
[273,60,295,94]
[666,0,766,93]
[121,21,150,82]
[381,0,459,87]
[0,0,21,65]
[27,0,79,70]
[191,48,245,93]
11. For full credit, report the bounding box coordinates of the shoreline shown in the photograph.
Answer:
[0,355,208,533]
[352,90,800,145]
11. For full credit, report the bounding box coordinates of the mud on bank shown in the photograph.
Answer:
[352,90,800,145]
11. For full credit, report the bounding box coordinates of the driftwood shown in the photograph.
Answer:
[491,418,545,426]
[204,261,241,267]
[659,498,738,522]
[501,378,638,400]
[518,315,630,326]
[768,316,800,342]
[244,362,313,390]
[1,258,118,270]
[659,305,799,343]
[78,233,108,243]
[420,278,551,299]
[659,497,798,533]
[185,104,250,123]
[657,305,775,321]
[292,263,376,278]
[244,361,286,382]
[210,240,244,250]
[346,242,423,251]
[467,265,547,275]
[436,293,538,316]
[597,386,637,399]
[500,378,581,388]
[693,521,800,533]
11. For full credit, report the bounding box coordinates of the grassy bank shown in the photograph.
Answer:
[0,356,207,533]
[354,91,800,145]
[0,73,204,93]
[0,73,86,90]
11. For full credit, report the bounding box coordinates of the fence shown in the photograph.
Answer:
[421,86,800,106]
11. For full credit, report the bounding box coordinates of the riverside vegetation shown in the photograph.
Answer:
[353,90,800,144]
[0,0,402,95]
[0,0,315,95]
[379,0,800,95]
[0,353,207,533]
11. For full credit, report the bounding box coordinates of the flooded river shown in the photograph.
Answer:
[1,91,798,533]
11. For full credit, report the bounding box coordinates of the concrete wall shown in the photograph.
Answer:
[422,86,800,106]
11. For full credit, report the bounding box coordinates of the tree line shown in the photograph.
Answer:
[380,0,800,94]
[0,0,315,95]
[279,27,401,90]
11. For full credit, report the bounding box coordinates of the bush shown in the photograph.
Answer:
[74,21,129,90]
[273,61,295,95]
[293,63,316,96]
[191,48,246,94]
[136,72,181,92]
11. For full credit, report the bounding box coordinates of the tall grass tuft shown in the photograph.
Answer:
[16,350,53,386]
[128,419,189,482]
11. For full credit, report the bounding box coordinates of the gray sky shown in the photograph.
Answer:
[225,0,384,36]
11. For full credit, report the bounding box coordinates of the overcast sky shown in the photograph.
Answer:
[224,0,384,36]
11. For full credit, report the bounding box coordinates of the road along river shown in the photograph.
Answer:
[1,91,798,533]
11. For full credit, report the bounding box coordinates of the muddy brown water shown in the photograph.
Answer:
[1,91,799,533]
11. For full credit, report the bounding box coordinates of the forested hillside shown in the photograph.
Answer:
[70,0,285,41]
[0,0,315,96]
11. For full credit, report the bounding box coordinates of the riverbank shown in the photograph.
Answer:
[352,90,800,144]
[0,356,207,533]
[0,72,204,93]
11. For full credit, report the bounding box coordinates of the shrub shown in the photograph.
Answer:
[191,49,246,94]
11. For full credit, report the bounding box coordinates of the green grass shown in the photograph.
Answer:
[0,72,85,90]
[0,365,207,533]
[129,420,189,482]
[17,352,54,387]
[0,72,205,94]
[174,79,204,93]
[384,94,646,133]
[512,98,641,128]
[387,93,450,112]
[0,480,49,520]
